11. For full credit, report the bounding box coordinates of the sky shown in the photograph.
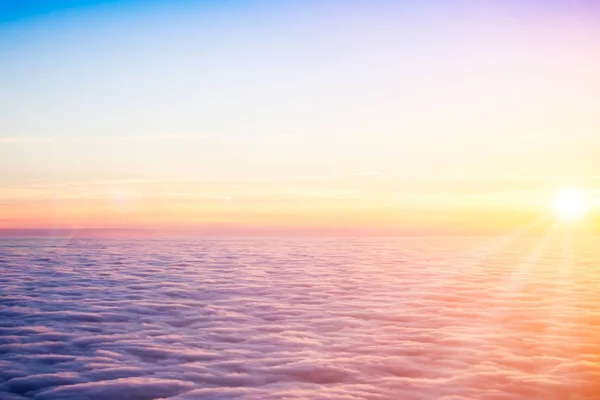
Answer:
[1,0,600,235]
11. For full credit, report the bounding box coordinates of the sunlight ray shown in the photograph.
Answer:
[436,216,549,284]
[498,221,559,298]
[484,221,560,335]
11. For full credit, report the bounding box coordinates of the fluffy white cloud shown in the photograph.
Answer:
[0,236,599,399]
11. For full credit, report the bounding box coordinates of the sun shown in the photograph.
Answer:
[552,189,589,222]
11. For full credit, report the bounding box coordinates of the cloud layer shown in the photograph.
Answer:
[0,235,599,399]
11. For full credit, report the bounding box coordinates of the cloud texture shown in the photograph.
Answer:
[0,235,599,399]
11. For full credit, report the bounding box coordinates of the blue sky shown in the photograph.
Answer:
[0,0,125,22]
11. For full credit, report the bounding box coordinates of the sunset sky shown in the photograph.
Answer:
[1,0,600,235]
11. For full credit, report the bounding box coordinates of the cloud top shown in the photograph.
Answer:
[0,236,599,399]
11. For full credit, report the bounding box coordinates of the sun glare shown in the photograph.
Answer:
[553,189,588,222]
